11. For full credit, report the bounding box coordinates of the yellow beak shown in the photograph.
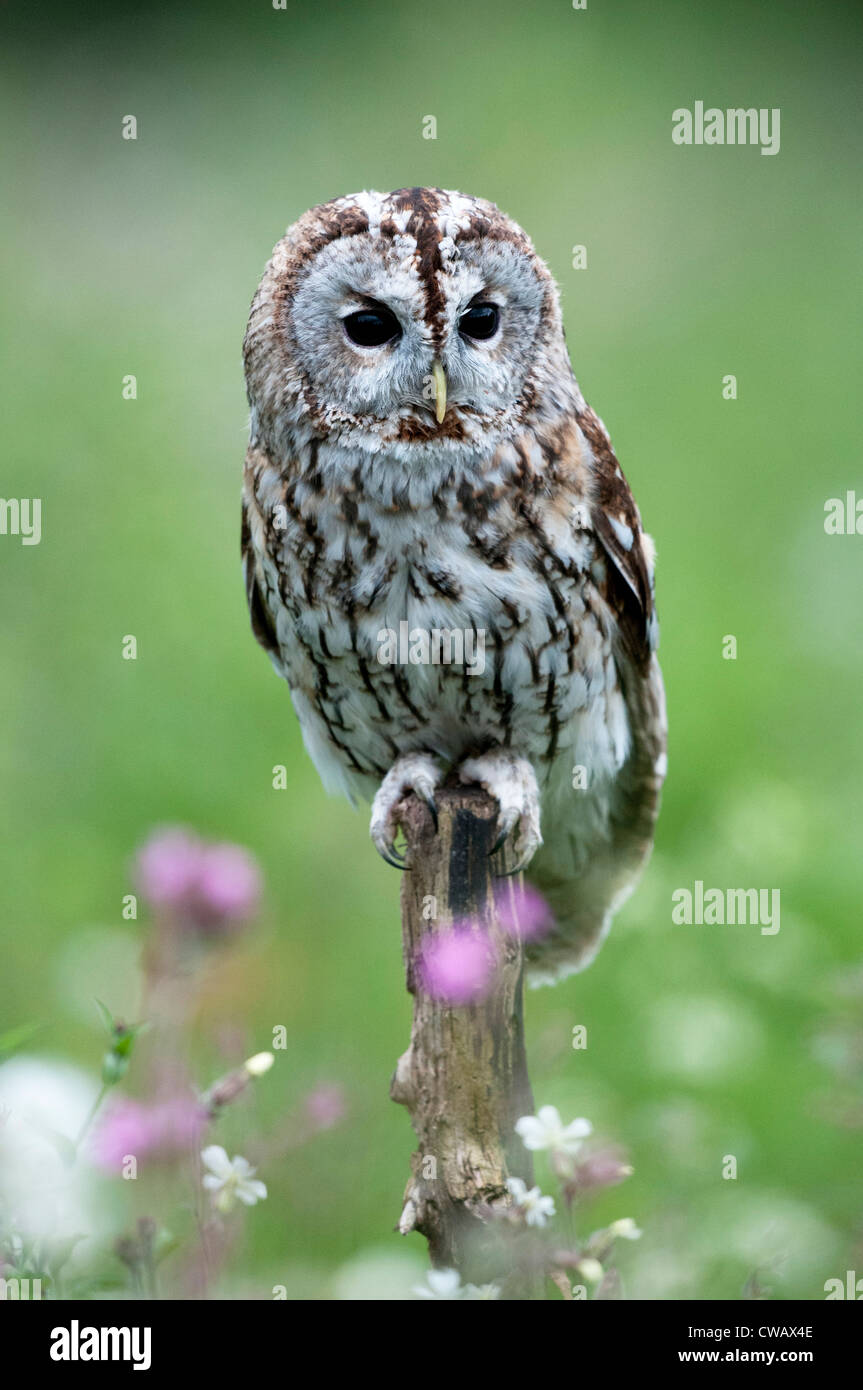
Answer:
[431,359,447,424]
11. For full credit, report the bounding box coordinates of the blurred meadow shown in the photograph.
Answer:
[1,0,861,1298]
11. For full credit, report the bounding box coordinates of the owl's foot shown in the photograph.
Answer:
[458,752,542,874]
[370,753,443,870]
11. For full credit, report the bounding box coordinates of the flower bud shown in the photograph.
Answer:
[244,1052,274,1077]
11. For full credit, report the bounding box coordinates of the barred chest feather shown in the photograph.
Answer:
[243,428,631,805]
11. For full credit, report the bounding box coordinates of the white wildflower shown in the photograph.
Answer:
[609,1217,642,1240]
[515,1105,592,1157]
[505,1176,556,1228]
[0,1055,107,1245]
[413,1268,464,1300]
[201,1145,267,1214]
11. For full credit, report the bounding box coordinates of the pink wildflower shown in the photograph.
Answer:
[418,926,496,1005]
[496,882,553,942]
[92,1095,206,1171]
[135,827,261,935]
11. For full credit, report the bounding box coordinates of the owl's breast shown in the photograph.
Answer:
[256,471,630,792]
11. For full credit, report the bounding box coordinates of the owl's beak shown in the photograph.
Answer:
[430,359,447,424]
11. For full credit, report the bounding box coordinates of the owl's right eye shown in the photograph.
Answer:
[342,307,401,348]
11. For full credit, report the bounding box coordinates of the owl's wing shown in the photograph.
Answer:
[578,404,657,666]
[241,447,281,661]
[525,405,666,984]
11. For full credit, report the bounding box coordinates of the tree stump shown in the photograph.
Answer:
[390,785,536,1288]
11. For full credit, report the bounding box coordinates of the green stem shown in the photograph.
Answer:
[74,1082,110,1152]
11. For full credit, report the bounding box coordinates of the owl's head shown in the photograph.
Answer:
[244,188,579,462]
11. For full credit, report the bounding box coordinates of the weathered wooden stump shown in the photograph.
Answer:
[390,785,536,1287]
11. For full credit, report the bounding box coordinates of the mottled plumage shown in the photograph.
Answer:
[242,187,666,983]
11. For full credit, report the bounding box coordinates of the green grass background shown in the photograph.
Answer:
[1,0,861,1298]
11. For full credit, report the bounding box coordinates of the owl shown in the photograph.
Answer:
[241,187,666,984]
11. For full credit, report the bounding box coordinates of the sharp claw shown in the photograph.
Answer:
[460,752,542,874]
[372,827,408,870]
[489,810,518,860]
[378,844,409,871]
[489,821,540,874]
[370,755,443,872]
[489,829,509,858]
[489,840,528,876]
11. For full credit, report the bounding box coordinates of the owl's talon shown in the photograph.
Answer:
[458,752,542,874]
[489,830,509,858]
[489,835,534,876]
[370,753,444,871]
[489,811,518,859]
[379,844,409,872]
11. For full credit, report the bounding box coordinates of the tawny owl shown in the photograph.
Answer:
[241,187,666,984]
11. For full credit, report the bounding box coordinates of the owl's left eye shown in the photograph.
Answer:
[342,307,401,348]
[459,303,500,341]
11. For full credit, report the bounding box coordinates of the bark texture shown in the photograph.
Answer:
[391,786,535,1284]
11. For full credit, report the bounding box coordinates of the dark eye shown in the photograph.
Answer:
[459,302,499,341]
[342,307,401,347]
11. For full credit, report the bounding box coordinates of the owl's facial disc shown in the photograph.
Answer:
[289,239,437,426]
[283,195,554,447]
